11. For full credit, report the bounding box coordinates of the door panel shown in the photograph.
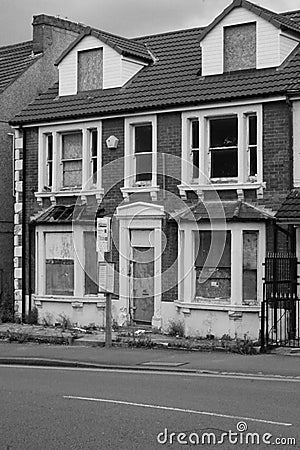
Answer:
[132,247,154,324]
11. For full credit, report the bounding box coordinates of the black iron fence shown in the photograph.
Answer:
[261,253,300,349]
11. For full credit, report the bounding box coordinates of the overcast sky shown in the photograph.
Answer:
[1,0,300,46]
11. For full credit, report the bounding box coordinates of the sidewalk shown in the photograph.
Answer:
[0,342,300,378]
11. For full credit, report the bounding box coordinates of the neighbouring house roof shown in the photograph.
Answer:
[198,0,300,43]
[0,41,37,94]
[276,190,300,222]
[10,4,300,126]
[55,27,153,66]
[282,10,300,24]
[173,200,274,222]
[32,204,105,224]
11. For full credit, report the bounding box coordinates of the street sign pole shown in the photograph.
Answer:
[96,217,113,348]
[105,246,112,348]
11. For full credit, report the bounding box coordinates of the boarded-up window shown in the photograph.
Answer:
[243,231,258,302]
[61,132,82,188]
[45,232,74,296]
[134,124,152,183]
[78,48,103,91]
[224,23,256,72]
[84,232,98,295]
[195,231,231,298]
[210,116,238,178]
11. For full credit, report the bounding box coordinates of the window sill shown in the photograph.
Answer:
[121,185,159,201]
[175,300,260,313]
[33,294,106,304]
[178,182,265,199]
[35,188,104,205]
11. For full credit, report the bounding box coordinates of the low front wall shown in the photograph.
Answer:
[33,297,119,328]
[161,302,260,340]
[32,296,260,339]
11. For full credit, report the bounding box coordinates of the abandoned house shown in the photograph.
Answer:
[0,14,91,321]
[9,0,300,340]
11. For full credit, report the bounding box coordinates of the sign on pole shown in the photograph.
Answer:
[97,217,111,254]
[98,262,114,293]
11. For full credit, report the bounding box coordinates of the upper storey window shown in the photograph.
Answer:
[224,23,256,72]
[78,48,103,91]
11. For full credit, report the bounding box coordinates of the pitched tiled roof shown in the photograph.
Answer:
[276,190,300,221]
[173,200,273,222]
[281,10,300,25]
[199,0,300,43]
[55,27,153,66]
[0,41,37,94]
[10,4,300,125]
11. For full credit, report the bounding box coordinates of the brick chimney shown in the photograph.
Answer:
[32,14,85,54]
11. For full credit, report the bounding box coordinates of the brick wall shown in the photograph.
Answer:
[259,101,292,211]
[157,112,181,196]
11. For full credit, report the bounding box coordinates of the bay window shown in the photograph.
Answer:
[38,121,102,198]
[45,134,53,190]
[180,105,262,195]
[45,232,74,296]
[190,119,200,180]
[195,231,231,299]
[243,231,258,302]
[179,224,264,305]
[61,132,83,189]
[36,226,101,299]
[247,114,257,178]
[209,116,238,179]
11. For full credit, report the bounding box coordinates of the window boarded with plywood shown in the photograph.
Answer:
[195,231,231,299]
[224,22,256,72]
[78,48,103,91]
[84,232,98,295]
[243,231,258,302]
[45,232,74,296]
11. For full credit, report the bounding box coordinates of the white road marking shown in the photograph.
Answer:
[0,364,300,383]
[63,395,292,427]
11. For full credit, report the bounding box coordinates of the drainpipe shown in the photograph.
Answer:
[21,127,26,322]
[286,96,295,253]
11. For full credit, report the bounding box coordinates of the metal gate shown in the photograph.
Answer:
[261,253,300,349]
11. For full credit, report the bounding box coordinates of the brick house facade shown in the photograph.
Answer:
[0,15,90,320]
[10,0,300,338]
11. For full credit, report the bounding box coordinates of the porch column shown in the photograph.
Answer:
[118,220,130,325]
[183,224,195,302]
[152,227,162,329]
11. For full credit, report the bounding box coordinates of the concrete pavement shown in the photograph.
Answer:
[0,342,299,378]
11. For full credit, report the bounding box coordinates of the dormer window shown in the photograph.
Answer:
[78,48,103,92]
[224,22,256,72]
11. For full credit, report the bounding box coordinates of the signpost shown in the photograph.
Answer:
[97,217,113,347]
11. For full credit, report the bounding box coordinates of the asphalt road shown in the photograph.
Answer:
[0,366,299,449]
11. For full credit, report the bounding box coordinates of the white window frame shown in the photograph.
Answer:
[37,121,102,199]
[180,104,263,196]
[35,225,103,300]
[177,221,265,309]
[121,115,158,200]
